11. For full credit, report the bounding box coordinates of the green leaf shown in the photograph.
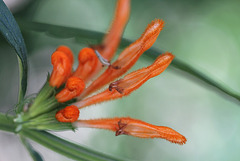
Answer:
[0,0,28,111]
[20,136,43,161]
[18,21,240,103]
[21,130,123,161]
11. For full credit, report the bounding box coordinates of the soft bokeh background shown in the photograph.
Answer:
[1,0,240,160]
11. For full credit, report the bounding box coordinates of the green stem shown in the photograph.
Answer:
[145,49,240,102]
[171,58,240,101]
[16,56,25,113]
[21,130,122,161]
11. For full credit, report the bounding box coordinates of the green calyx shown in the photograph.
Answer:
[14,79,75,132]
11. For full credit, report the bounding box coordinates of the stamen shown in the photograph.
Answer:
[82,19,164,98]
[56,76,85,103]
[94,50,120,69]
[49,51,73,88]
[73,117,187,145]
[94,50,111,66]
[74,52,174,108]
[55,105,79,122]
[72,48,98,82]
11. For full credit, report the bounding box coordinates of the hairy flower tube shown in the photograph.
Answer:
[18,0,186,145]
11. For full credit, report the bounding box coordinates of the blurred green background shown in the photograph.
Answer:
[1,0,240,160]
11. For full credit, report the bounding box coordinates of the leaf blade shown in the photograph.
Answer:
[0,0,28,111]
[20,136,44,161]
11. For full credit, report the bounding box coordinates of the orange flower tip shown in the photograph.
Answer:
[140,19,165,51]
[56,76,85,103]
[72,48,99,80]
[56,45,74,65]
[49,51,73,88]
[78,48,96,64]
[55,105,79,123]
[114,119,187,145]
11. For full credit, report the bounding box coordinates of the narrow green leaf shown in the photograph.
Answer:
[0,0,28,111]
[20,135,43,161]
[18,21,240,102]
[21,130,123,161]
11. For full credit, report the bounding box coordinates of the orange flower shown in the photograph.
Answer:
[49,47,73,88]
[73,117,187,145]
[48,0,186,144]
[55,105,79,123]
[55,76,85,103]
[72,48,98,83]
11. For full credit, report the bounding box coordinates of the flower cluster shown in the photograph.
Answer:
[19,0,186,145]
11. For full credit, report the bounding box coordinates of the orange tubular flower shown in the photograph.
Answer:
[72,48,98,83]
[48,0,187,145]
[82,19,164,98]
[73,117,187,145]
[74,52,174,109]
[56,76,85,103]
[55,105,79,123]
[49,50,73,88]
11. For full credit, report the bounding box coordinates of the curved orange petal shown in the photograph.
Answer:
[55,105,79,123]
[56,76,85,103]
[49,51,73,88]
[72,48,98,83]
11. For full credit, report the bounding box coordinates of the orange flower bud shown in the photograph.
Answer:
[74,52,174,109]
[49,51,73,88]
[72,48,98,82]
[82,19,164,97]
[56,76,85,103]
[55,105,79,122]
[56,45,74,65]
[73,117,187,145]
